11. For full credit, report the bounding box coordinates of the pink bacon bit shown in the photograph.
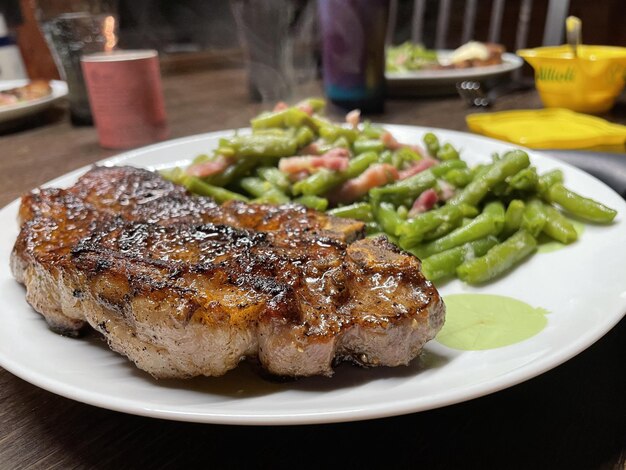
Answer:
[297,102,315,116]
[186,155,234,178]
[279,148,350,175]
[398,158,438,180]
[299,141,321,155]
[438,180,456,201]
[346,109,361,129]
[331,163,399,204]
[381,130,428,157]
[409,188,439,216]
[381,131,402,150]
[273,101,289,112]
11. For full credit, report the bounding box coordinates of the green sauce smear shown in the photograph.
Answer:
[436,294,549,350]
[537,219,585,253]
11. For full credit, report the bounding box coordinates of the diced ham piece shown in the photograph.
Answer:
[273,101,289,112]
[381,131,427,157]
[299,141,321,155]
[409,188,439,216]
[398,158,438,180]
[381,131,402,150]
[186,155,234,178]
[279,148,350,175]
[438,180,456,201]
[330,163,399,204]
[346,109,361,129]
[297,102,315,116]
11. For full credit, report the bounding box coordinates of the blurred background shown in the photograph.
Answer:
[4,0,626,82]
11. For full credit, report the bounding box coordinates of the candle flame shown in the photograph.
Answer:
[104,15,117,53]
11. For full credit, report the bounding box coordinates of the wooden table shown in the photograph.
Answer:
[1,68,625,469]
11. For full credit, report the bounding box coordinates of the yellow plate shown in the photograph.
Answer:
[466,108,626,150]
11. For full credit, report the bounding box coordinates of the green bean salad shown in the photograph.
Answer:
[161,98,617,285]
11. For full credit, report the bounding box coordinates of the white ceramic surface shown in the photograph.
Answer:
[1,125,625,425]
[0,80,68,123]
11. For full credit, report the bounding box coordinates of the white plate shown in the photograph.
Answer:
[0,79,68,123]
[386,52,523,95]
[1,126,625,425]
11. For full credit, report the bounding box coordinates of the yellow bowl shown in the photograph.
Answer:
[517,45,626,114]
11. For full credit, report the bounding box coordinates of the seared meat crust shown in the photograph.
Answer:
[11,166,445,378]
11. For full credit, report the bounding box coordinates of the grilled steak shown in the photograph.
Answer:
[11,166,445,378]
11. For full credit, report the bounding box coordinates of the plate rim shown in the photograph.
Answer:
[1,124,625,425]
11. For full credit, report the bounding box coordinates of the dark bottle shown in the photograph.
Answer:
[317,0,389,113]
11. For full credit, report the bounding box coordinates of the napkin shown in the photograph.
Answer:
[466,108,626,150]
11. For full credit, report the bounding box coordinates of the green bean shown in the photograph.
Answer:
[319,124,358,143]
[456,230,537,284]
[191,154,210,165]
[328,202,373,221]
[502,199,525,238]
[365,221,382,235]
[251,128,290,137]
[436,142,460,161]
[295,195,329,211]
[378,149,393,164]
[442,168,472,187]
[240,177,290,204]
[483,200,506,234]
[298,97,326,112]
[206,157,257,187]
[347,152,381,180]
[361,121,385,138]
[394,146,422,164]
[369,170,436,205]
[421,220,460,242]
[332,136,351,149]
[508,167,538,191]
[397,205,409,220]
[230,134,298,159]
[423,132,440,157]
[421,236,499,281]
[537,169,564,195]
[295,126,315,147]
[398,203,476,248]
[448,150,530,207]
[521,198,547,237]
[353,139,385,155]
[430,159,468,177]
[182,176,249,204]
[257,166,291,193]
[412,209,504,258]
[546,183,617,223]
[160,167,186,185]
[542,204,578,244]
[292,169,339,197]
[292,151,378,196]
[375,202,405,237]
[251,107,312,130]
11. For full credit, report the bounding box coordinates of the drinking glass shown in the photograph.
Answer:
[317,0,390,113]
[230,0,318,103]
[35,0,118,125]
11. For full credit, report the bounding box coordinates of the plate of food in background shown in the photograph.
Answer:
[386,41,524,95]
[0,79,68,123]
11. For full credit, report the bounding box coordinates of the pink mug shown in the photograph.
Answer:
[81,50,169,149]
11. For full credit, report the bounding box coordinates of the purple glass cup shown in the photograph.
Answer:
[317,0,390,113]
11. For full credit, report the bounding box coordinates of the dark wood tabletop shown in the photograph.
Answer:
[1,67,625,470]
